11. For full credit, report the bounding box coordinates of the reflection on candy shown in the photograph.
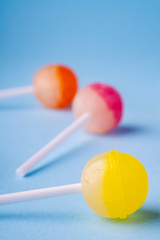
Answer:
[0,150,149,219]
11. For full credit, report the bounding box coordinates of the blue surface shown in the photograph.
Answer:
[0,0,160,239]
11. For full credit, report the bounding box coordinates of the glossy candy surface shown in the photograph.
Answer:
[33,65,78,109]
[72,83,123,134]
[81,150,149,219]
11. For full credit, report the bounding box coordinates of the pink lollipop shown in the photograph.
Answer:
[73,83,123,134]
[16,83,123,177]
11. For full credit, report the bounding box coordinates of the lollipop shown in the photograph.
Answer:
[72,83,123,134]
[0,150,149,219]
[0,64,78,109]
[16,83,123,177]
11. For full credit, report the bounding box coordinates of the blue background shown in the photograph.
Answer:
[0,0,160,239]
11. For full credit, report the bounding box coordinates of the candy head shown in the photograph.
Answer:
[81,150,149,219]
[72,83,123,134]
[33,65,78,109]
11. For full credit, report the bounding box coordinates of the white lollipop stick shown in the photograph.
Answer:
[0,86,34,99]
[0,183,81,205]
[16,112,91,177]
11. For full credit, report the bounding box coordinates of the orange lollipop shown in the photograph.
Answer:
[33,65,78,109]
[0,64,78,109]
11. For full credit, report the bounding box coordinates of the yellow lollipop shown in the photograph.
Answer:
[0,150,149,219]
[81,150,149,219]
